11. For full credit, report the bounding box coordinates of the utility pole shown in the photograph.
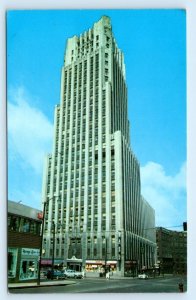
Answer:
[51,221,56,277]
[105,238,107,277]
[37,201,46,285]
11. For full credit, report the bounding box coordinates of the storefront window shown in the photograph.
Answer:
[19,259,38,280]
[19,248,39,280]
[8,248,18,278]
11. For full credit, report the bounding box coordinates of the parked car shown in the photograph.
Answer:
[138,273,148,279]
[64,269,83,279]
[47,270,66,280]
[74,271,84,279]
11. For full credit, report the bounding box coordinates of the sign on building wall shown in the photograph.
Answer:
[19,248,40,281]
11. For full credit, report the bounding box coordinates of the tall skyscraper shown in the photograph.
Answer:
[42,16,156,276]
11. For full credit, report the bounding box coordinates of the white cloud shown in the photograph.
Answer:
[8,86,53,174]
[140,161,186,229]
[9,188,42,210]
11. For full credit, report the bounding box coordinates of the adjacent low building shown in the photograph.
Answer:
[156,227,187,275]
[8,200,42,283]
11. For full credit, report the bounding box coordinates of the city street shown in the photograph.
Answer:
[9,275,187,294]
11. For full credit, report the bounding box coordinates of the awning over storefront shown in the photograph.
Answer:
[86,260,103,265]
[54,260,64,265]
[86,260,117,265]
[41,259,64,265]
[41,259,52,265]
[125,260,137,266]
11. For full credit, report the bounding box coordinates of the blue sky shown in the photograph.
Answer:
[7,9,186,229]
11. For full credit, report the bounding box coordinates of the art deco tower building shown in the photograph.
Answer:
[42,16,156,276]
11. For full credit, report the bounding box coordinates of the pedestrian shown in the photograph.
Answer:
[106,272,110,279]
[47,269,52,280]
[82,269,85,278]
[178,281,184,293]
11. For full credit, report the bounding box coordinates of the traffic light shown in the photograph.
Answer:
[183,222,187,231]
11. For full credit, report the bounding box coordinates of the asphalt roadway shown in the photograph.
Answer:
[9,275,187,294]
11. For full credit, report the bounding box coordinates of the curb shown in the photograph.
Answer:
[8,281,76,290]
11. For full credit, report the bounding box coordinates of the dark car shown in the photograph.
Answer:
[47,270,66,280]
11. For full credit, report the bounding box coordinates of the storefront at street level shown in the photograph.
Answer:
[85,260,117,274]
[8,200,42,283]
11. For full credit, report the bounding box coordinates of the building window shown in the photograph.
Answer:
[8,215,20,231]
[8,248,18,278]
[19,253,39,281]
[21,218,30,233]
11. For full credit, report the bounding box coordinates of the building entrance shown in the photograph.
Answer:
[66,256,82,271]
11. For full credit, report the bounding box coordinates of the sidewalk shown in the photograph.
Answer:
[8,279,76,289]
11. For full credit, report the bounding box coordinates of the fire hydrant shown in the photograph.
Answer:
[179,282,184,293]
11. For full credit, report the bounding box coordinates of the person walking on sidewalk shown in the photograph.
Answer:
[178,280,184,292]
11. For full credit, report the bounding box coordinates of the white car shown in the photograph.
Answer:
[138,273,148,279]
[64,269,83,279]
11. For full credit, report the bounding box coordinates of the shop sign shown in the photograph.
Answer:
[86,260,117,265]
[37,212,43,219]
[41,259,52,265]
[106,260,117,264]
[22,248,40,256]
[125,260,137,265]
[86,260,104,264]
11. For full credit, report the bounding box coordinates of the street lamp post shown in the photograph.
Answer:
[105,237,107,276]
[140,245,144,272]
[37,200,47,285]
[51,221,56,277]
[37,196,59,285]
[118,231,121,272]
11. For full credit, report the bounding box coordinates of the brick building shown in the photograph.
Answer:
[156,227,187,275]
[8,200,42,283]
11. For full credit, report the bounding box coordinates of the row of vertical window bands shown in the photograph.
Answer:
[8,215,41,234]
[52,154,109,172]
[63,91,99,111]
[46,203,116,221]
[64,99,102,115]
[87,249,116,258]
[44,237,65,244]
[64,58,100,88]
[45,191,113,208]
[86,225,116,233]
[46,246,116,258]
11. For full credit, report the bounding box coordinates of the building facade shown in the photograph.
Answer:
[42,16,156,276]
[156,227,187,275]
[8,200,42,283]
